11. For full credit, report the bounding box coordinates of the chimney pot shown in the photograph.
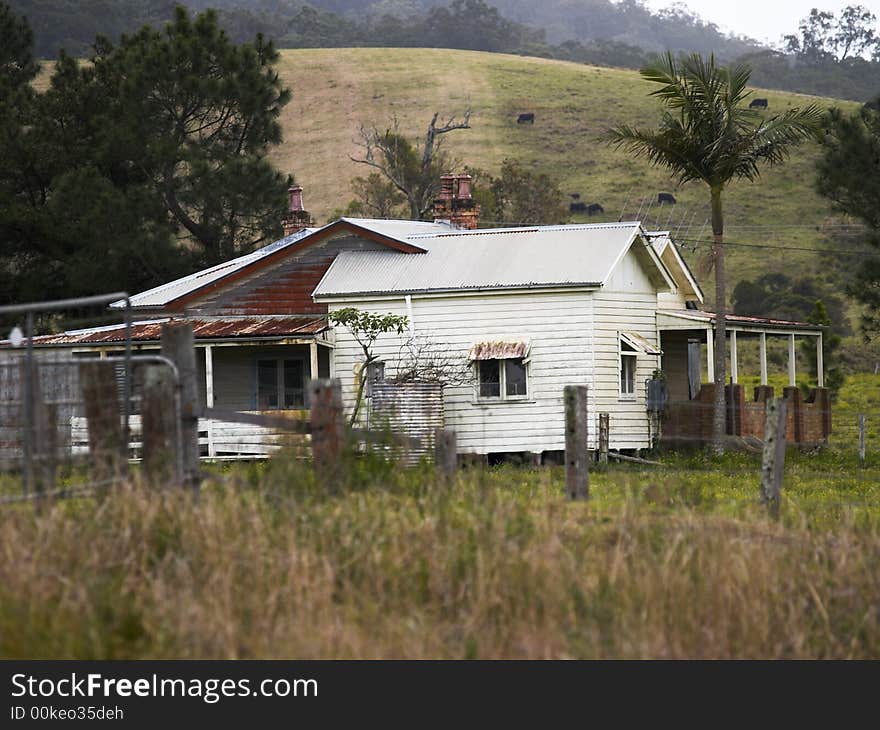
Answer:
[438,173,455,201]
[433,171,479,230]
[288,184,304,212]
[282,183,311,237]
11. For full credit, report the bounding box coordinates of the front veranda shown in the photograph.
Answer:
[658,310,830,446]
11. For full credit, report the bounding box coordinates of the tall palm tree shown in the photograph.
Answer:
[607,52,822,454]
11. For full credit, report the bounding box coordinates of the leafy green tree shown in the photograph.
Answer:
[87,7,292,265]
[784,9,837,61]
[351,111,471,220]
[607,52,822,453]
[0,1,38,90]
[784,6,879,62]
[486,159,568,226]
[345,173,408,219]
[817,98,880,336]
[328,307,409,425]
[834,5,879,61]
[0,6,294,307]
[801,300,845,399]
[732,272,849,334]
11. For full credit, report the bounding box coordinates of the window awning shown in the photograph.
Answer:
[620,331,662,355]
[468,341,530,361]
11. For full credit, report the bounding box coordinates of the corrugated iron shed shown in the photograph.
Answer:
[313,222,656,296]
[11,317,327,347]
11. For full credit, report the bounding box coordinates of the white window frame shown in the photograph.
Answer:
[475,357,529,401]
[256,356,308,410]
[619,338,637,400]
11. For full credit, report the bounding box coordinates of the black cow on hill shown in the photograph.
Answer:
[570,193,581,200]
[517,113,535,124]
[586,203,603,215]
[749,98,768,109]
[658,192,676,205]
[570,202,587,213]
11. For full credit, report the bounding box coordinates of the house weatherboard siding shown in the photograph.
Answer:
[328,289,598,455]
[592,248,663,450]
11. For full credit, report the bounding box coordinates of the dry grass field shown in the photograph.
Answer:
[1,446,878,659]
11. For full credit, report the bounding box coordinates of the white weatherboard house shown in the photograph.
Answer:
[314,219,678,454]
[19,180,829,459]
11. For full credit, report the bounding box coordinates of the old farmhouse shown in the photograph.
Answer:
[20,177,831,460]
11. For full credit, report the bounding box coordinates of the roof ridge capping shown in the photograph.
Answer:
[406,220,643,239]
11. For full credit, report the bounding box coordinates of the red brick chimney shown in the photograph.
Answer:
[282,184,312,236]
[432,173,480,229]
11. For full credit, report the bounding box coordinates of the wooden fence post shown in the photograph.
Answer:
[142,364,180,486]
[34,402,58,497]
[760,396,788,519]
[79,360,125,487]
[161,323,200,491]
[598,412,610,466]
[858,414,866,468]
[564,385,589,501]
[309,378,345,493]
[22,360,58,496]
[435,427,457,484]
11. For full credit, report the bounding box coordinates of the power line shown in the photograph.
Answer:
[668,235,876,256]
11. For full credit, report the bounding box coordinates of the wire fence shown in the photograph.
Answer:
[0,293,141,497]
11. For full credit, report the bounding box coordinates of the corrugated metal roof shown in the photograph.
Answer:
[340,217,456,239]
[660,310,821,330]
[114,228,316,309]
[314,222,645,296]
[12,317,327,346]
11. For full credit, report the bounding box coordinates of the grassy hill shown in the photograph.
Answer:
[33,48,878,366]
[270,48,863,284]
[268,48,880,368]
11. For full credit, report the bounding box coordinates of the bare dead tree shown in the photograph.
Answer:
[391,333,473,387]
[350,109,472,220]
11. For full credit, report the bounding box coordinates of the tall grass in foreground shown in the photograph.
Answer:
[0,455,878,659]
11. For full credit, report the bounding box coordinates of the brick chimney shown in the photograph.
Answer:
[433,173,480,229]
[282,184,312,236]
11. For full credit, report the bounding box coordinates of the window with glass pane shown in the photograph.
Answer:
[283,360,305,408]
[479,359,501,397]
[257,360,279,408]
[620,340,637,396]
[505,358,527,396]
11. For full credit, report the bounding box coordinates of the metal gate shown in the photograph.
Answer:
[0,293,181,499]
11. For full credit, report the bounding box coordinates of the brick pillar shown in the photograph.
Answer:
[809,387,832,441]
[754,385,774,402]
[725,383,745,436]
[697,382,715,443]
[783,386,803,443]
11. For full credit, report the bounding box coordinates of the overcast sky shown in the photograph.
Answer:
[642,1,880,48]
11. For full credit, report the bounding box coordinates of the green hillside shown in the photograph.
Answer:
[270,48,864,294]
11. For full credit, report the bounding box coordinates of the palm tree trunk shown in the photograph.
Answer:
[711,186,727,455]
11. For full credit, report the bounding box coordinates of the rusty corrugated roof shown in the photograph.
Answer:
[468,341,530,360]
[113,229,316,309]
[13,317,328,346]
[660,309,820,329]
